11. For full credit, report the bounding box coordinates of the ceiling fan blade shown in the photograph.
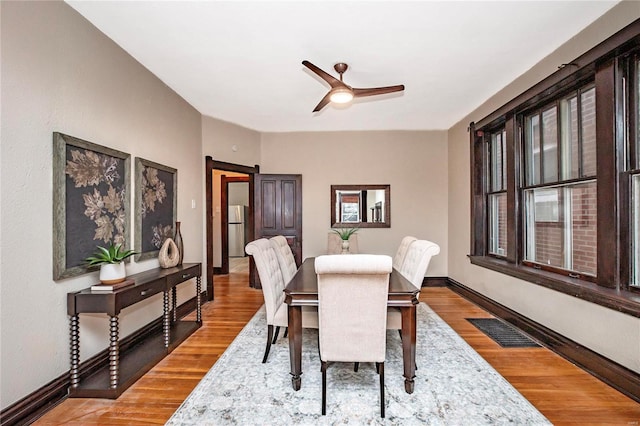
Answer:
[302,60,342,88]
[313,92,332,112]
[353,85,405,98]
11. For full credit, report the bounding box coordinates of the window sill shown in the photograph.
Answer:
[468,256,640,318]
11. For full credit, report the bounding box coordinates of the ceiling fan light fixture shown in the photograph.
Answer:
[302,60,404,112]
[329,87,354,104]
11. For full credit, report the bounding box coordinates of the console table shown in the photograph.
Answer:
[67,263,202,398]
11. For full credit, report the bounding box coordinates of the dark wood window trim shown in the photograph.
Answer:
[629,53,639,170]
[595,58,619,288]
[470,19,640,315]
[470,124,486,257]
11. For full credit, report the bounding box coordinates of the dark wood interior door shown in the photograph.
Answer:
[251,174,302,287]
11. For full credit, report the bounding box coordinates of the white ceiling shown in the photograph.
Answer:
[66,1,619,133]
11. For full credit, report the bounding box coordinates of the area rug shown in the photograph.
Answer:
[166,303,551,425]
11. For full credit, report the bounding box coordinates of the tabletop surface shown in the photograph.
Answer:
[74,263,201,296]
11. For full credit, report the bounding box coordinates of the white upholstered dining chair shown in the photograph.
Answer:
[398,239,440,289]
[245,238,317,363]
[269,235,297,284]
[392,236,417,270]
[387,239,440,330]
[315,254,391,418]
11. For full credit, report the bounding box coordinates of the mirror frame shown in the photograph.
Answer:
[330,184,390,228]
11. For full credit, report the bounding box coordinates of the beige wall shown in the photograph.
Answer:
[201,115,260,266]
[201,120,449,271]
[202,115,261,167]
[260,131,448,276]
[1,1,203,408]
[447,1,640,373]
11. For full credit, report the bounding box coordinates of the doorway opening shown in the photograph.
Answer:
[223,176,249,274]
[205,157,259,301]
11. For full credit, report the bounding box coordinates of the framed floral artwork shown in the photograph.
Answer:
[53,132,131,280]
[134,157,177,261]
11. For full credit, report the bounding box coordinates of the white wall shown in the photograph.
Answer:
[260,130,448,277]
[1,1,203,408]
[447,1,640,373]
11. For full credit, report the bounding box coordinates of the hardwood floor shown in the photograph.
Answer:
[426,288,640,425]
[228,256,249,274]
[35,271,639,425]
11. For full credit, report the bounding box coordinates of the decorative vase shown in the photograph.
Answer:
[174,221,184,266]
[158,238,180,268]
[99,262,126,284]
[341,239,350,254]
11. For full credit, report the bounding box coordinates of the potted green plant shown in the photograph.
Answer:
[86,243,137,284]
[331,227,359,254]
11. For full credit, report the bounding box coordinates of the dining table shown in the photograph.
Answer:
[284,256,420,394]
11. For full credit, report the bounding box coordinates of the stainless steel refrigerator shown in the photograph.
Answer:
[228,205,248,257]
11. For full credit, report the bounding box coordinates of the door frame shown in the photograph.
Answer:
[205,156,259,301]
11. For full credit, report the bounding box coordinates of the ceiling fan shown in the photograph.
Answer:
[302,60,405,112]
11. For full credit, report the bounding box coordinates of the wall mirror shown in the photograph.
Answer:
[331,184,390,228]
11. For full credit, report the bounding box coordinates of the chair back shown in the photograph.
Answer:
[327,232,359,254]
[399,240,440,289]
[393,236,417,270]
[245,239,286,324]
[315,254,391,363]
[269,235,297,284]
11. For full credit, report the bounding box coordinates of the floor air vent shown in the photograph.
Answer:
[466,318,541,348]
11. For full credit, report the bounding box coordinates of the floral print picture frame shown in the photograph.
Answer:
[134,157,177,261]
[53,132,131,280]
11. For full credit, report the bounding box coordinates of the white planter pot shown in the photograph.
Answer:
[99,262,126,284]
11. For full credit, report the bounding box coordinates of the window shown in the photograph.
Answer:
[339,192,360,223]
[524,181,597,277]
[487,129,507,256]
[633,175,640,286]
[636,57,640,165]
[469,21,640,315]
[522,86,597,278]
[630,55,640,288]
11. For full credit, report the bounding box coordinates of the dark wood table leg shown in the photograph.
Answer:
[287,304,303,391]
[196,276,202,324]
[172,287,178,322]
[401,305,417,394]
[69,314,80,388]
[108,315,120,389]
[163,291,170,348]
